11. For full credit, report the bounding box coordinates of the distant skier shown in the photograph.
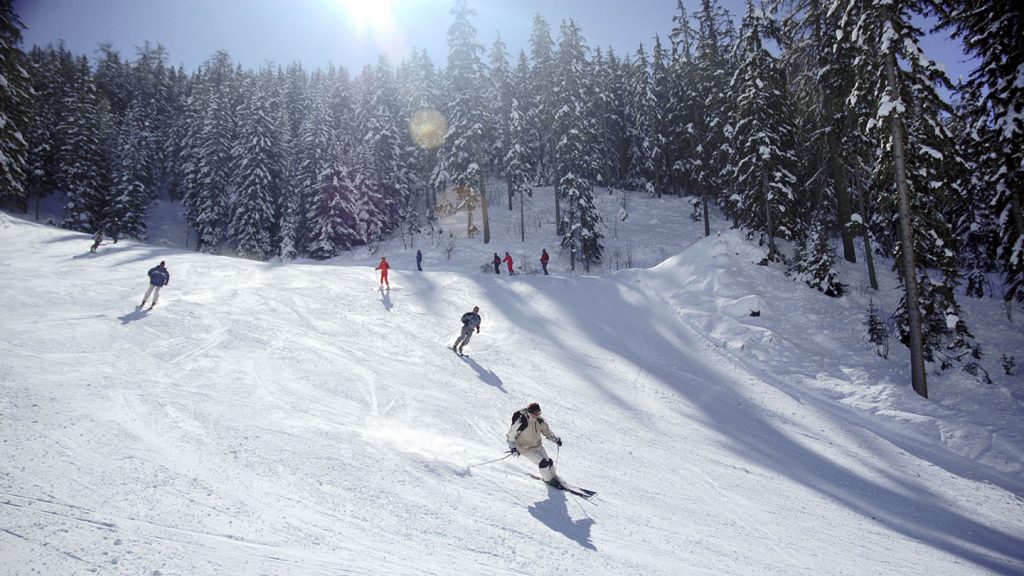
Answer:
[376,256,390,289]
[492,253,501,275]
[140,261,170,309]
[89,230,103,253]
[452,306,481,355]
[507,402,563,487]
[540,249,549,275]
[416,249,423,271]
[108,217,120,244]
[503,252,515,275]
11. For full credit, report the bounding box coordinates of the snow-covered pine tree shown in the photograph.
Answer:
[729,0,797,263]
[553,19,604,271]
[590,47,627,192]
[771,0,860,266]
[527,14,557,190]
[0,0,31,209]
[945,87,999,299]
[228,73,283,260]
[487,33,514,209]
[58,56,112,233]
[790,210,845,296]
[349,57,408,245]
[182,51,237,253]
[23,47,64,215]
[624,42,658,196]
[93,44,131,117]
[130,42,174,201]
[667,1,700,198]
[505,95,532,242]
[442,0,491,243]
[396,49,441,213]
[650,36,672,197]
[307,137,360,258]
[108,100,150,240]
[692,0,736,237]
[284,73,335,258]
[936,2,1024,305]
[837,0,979,394]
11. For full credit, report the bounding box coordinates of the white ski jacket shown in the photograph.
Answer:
[506,409,559,452]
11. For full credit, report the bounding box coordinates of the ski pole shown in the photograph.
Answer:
[467,451,513,469]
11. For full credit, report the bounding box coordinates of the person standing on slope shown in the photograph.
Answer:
[503,251,515,275]
[507,402,563,487]
[140,261,170,309]
[540,248,549,275]
[416,249,423,271]
[452,306,481,356]
[376,256,390,289]
[492,252,501,275]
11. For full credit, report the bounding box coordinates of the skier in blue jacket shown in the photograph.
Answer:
[140,261,170,309]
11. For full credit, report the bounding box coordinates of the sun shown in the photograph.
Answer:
[333,0,398,33]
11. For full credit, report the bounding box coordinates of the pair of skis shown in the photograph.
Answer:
[528,474,597,500]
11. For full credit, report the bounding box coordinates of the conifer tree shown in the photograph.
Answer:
[442,0,491,242]
[692,0,736,236]
[228,73,283,260]
[108,101,150,240]
[58,56,112,233]
[182,51,237,252]
[505,95,532,242]
[729,0,797,262]
[937,1,1024,304]
[773,0,861,265]
[487,33,514,208]
[667,1,700,198]
[0,0,31,209]
[553,19,603,270]
[624,43,658,196]
[837,0,978,396]
[284,73,335,258]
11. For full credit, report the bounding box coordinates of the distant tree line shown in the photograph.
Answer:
[0,0,1021,394]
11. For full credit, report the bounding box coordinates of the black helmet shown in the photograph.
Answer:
[527,402,541,414]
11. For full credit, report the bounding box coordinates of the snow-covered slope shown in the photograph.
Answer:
[2,196,1023,575]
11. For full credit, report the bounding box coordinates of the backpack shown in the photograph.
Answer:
[461,312,474,324]
[511,410,529,433]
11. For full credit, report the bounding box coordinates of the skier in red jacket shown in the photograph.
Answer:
[376,256,390,289]
[503,252,515,275]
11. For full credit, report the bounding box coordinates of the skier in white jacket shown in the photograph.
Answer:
[507,402,563,487]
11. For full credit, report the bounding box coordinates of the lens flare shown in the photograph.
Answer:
[409,108,447,150]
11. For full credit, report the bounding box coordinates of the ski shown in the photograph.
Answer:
[528,474,596,499]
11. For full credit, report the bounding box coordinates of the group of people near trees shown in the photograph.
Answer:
[491,249,550,275]
[372,248,552,288]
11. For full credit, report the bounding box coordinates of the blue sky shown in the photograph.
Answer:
[15,0,969,81]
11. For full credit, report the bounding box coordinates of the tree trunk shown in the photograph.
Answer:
[519,184,526,242]
[763,167,777,260]
[855,174,879,290]
[886,50,928,399]
[480,175,491,245]
[826,100,857,263]
[554,180,562,236]
[702,188,711,237]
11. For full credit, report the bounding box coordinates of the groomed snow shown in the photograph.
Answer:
[1,189,1023,575]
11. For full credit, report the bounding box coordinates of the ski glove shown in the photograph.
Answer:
[508,442,519,456]
[554,437,563,447]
